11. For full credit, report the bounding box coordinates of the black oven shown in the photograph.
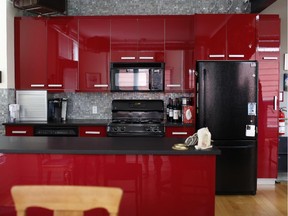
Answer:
[110,62,164,92]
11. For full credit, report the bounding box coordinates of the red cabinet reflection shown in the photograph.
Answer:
[0,154,216,216]
[79,17,110,92]
[194,14,256,60]
[47,17,79,91]
[256,15,280,178]
[15,17,47,90]
[111,17,164,62]
[165,16,195,92]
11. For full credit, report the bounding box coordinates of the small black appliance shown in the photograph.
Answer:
[47,98,68,122]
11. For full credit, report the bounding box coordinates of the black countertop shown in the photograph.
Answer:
[3,119,193,127]
[3,119,110,126]
[0,136,220,155]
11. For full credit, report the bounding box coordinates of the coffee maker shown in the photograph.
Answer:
[48,98,68,122]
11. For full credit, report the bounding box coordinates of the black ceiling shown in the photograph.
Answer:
[251,0,278,13]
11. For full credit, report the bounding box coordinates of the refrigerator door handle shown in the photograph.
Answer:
[202,69,207,126]
[273,96,278,111]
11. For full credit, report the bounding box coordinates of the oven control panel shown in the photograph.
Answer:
[107,123,164,137]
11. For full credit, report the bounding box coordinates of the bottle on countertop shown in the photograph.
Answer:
[177,98,182,123]
[182,97,193,124]
[168,98,173,122]
[173,98,182,123]
[167,98,171,121]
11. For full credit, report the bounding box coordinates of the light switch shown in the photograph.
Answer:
[92,106,97,114]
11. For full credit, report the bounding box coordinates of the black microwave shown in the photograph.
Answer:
[110,62,164,92]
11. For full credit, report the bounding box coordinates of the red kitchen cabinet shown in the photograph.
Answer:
[138,18,164,51]
[78,126,107,137]
[256,15,280,179]
[194,14,256,61]
[79,18,110,92]
[166,126,195,138]
[47,17,79,92]
[227,14,256,60]
[111,17,164,62]
[15,17,47,90]
[194,14,227,61]
[165,16,195,93]
[5,125,34,136]
[256,14,280,51]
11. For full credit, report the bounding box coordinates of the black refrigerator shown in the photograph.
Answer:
[196,61,258,195]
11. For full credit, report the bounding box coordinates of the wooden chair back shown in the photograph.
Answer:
[11,185,123,216]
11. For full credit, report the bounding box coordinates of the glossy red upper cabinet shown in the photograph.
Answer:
[227,14,256,60]
[256,15,280,179]
[165,16,195,93]
[47,17,79,92]
[111,17,164,62]
[137,18,165,62]
[194,14,256,61]
[194,14,228,61]
[15,17,47,90]
[79,18,110,92]
[256,14,280,50]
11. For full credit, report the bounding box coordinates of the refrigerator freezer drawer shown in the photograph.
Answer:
[216,144,257,195]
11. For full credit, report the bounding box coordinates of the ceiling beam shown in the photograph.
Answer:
[250,0,278,13]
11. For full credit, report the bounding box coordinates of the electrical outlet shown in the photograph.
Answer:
[92,106,97,114]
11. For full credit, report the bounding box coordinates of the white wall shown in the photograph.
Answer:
[0,1,8,89]
[0,0,17,89]
[262,0,288,136]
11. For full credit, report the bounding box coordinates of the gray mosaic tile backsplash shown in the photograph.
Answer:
[50,92,192,120]
[67,0,251,15]
[0,89,16,135]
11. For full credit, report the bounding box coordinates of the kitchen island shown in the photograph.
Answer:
[0,136,220,216]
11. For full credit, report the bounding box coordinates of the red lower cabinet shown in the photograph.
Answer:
[78,126,107,137]
[5,126,34,136]
[166,126,195,138]
[0,154,216,216]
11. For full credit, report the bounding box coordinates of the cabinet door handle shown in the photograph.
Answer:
[139,56,154,60]
[12,131,27,134]
[85,131,101,135]
[262,57,278,60]
[121,57,136,60]
[172,132,188,135]
[273,96,278,111]
[31,84,45,88]
[228,54,245,58]
[48,84,63,88]
[166,84,181,87]
[209,54,225,58]
[94,84,108,88]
